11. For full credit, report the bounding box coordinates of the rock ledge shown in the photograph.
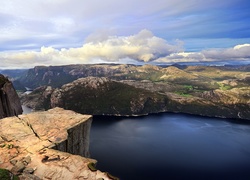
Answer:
[0,108,111,180]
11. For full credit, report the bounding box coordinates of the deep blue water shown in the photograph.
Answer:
[90,113,250,180]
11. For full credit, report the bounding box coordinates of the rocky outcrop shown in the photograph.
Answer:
[20,86,53,110]
[22,77,169,116]
[19,64,250,120]
[198,88,250,119]
[17,64,178,89]
[0,74,23,119]
[21,76,250,119]
[0,108,112,179]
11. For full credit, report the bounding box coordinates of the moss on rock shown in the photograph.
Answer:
[0,168,19,180]
[87,162,97,172]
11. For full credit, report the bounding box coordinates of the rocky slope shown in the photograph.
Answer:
[22,77,170,116]
[0,108,113,180]
[21,76,250,120]
[15,64,205,89]
[4,64,250,90]
[0,74,22,119]
[18,64,250,120]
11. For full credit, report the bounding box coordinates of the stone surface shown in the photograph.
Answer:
[0,74,23,119]
[0,108,112,180]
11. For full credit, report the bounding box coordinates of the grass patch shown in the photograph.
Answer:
[106,172,120,180]
[217,82,232,90]
[184,85,193,90]
[220,85,231,90]
[87,162,97,172]
[0,168,19,180]
[175,92,193,97]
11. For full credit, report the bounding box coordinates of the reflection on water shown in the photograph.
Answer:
[90,113,250,180]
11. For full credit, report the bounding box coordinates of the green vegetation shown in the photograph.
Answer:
[0,168,19,180]
[87,163,120,180]
[7,144,14,149]
[174,91,193,97]
[184,85,193,90]
[0,143,18,149]
[87,162,97,172]
[62,80,168,115]
[0,144,6,148]
[220,85,231,90]
[106,172,120,180]
[218,83,231,90]
[19,64,250,119]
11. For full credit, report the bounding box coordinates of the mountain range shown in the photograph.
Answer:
[2,64,249,120]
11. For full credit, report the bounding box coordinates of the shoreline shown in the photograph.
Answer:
[23,105,250,122]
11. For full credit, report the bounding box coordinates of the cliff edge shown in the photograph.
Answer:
[0,74,23,119]
[0,108,112,180]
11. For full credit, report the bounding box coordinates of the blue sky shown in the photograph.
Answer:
[0,0,250,68]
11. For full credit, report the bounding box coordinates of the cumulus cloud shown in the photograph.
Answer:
[155,44,250,63]
[0,30,183,68]
[1,30,250,69]
[202,44,250,60]
[72,29,182,62]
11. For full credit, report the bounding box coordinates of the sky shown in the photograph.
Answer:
[1,0,250,68]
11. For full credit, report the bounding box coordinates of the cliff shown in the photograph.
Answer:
[0,108,112,179]
[0,74,23,119]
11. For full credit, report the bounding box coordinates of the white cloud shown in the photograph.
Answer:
[155,52,206,63]
[0,30,182,68]
[155,43,250,63]
[63,29,182,62]
[202,44,250,60]
[1,22,250,68]
[233,44,250,50]
[1,29,250,69]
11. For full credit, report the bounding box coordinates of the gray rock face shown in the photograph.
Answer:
[0,74,23,119]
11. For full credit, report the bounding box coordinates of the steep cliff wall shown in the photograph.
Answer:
[0,108,112,179]
[0,74,22,118]
[53,118,92,157]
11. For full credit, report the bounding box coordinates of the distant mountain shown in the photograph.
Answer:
[21,76,250,119]
[14,64,200,87]
[18,64,250,120]
[13,63,249,89]
[0,69,28,79]
[0,69,28,91]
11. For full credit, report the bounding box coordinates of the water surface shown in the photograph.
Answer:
[90,113,250,180]
[22,105,32,114]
